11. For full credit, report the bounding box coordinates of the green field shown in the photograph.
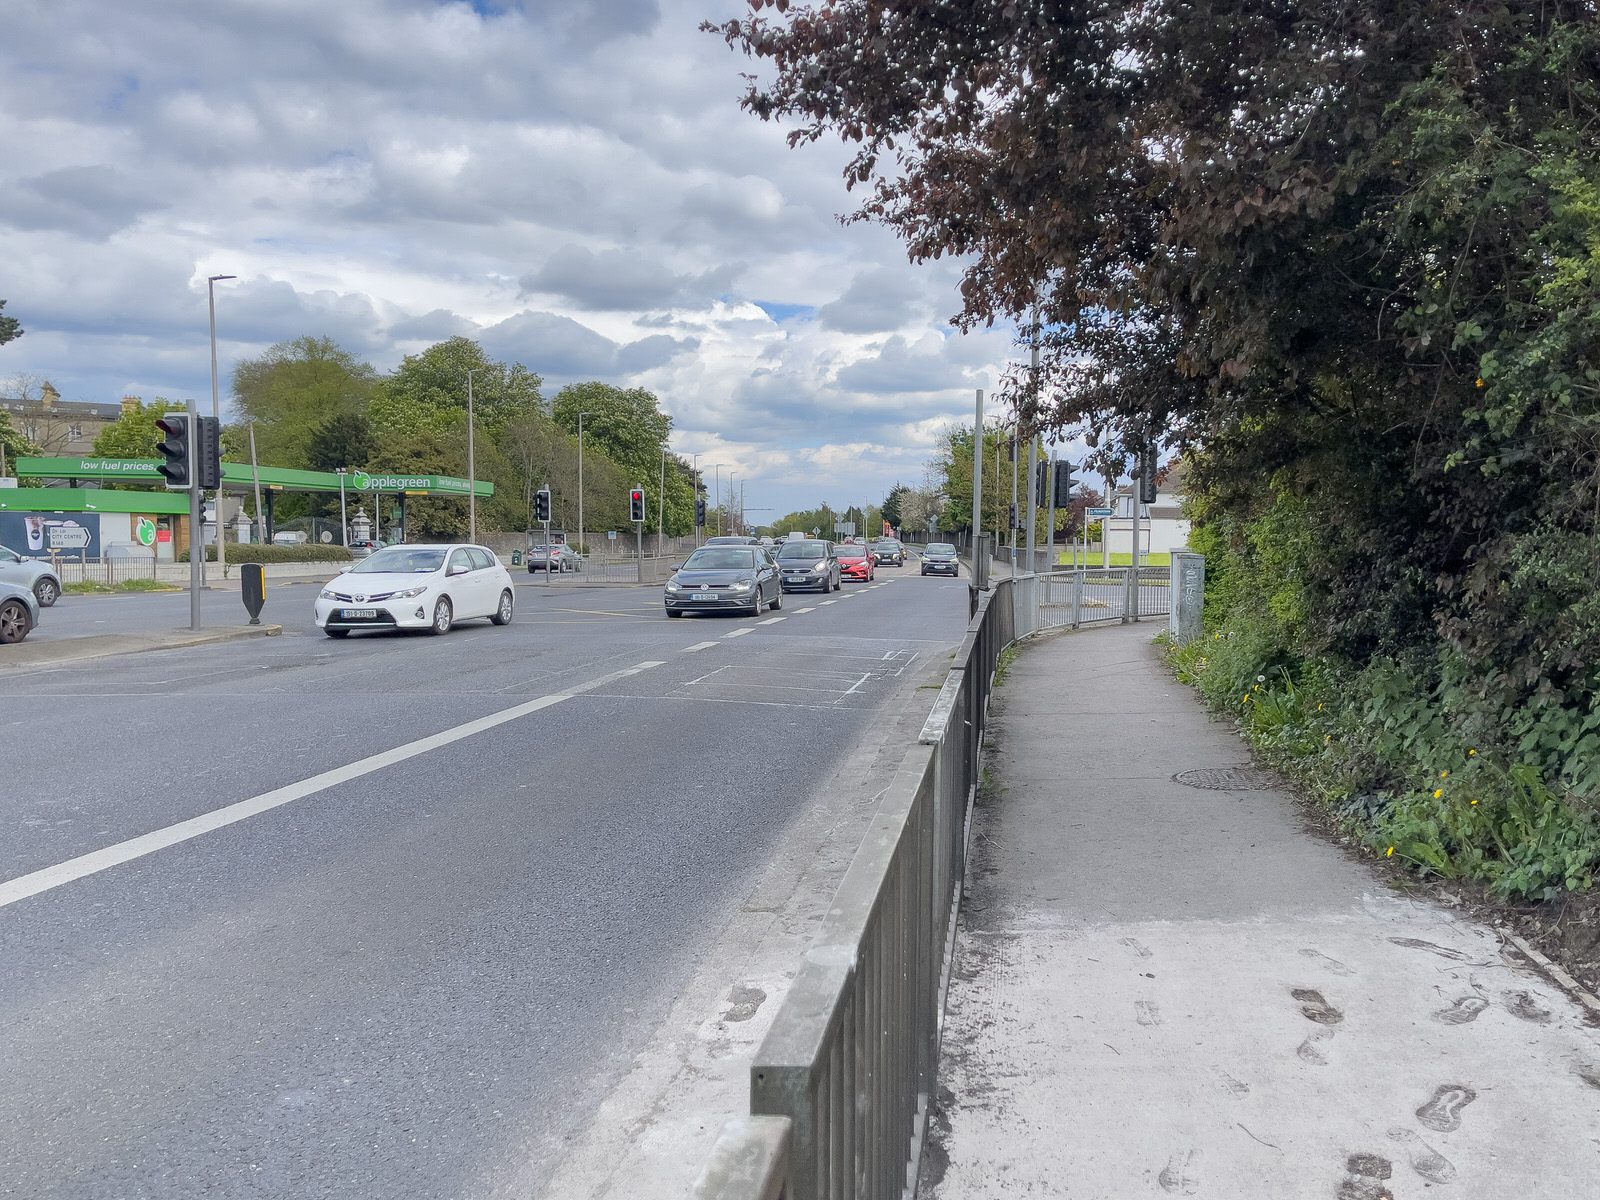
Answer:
[1052,551,1170,568]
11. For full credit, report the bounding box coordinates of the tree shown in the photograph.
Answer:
[306,411,374,472]
[376,337,544,436]
[232,337,376,470]
[881,483,906,531]
[0,406,35,466]
[91,399,185,460]
[550,383,691,535]
[0,300,21,348]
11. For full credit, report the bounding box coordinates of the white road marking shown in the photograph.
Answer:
[724,628,752,638]
[842,673,873,696]
[792,607,815,614]
[758,617,786,625]
[819,600,837,606]
[684,665,730,687]
[0,660,665,911]
[682,641,719,653]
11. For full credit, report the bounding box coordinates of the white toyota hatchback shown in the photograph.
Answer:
[315,543,515,638]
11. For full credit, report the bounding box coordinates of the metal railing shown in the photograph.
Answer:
[1029,566,1169,632]
[696,583,1010,1200]
[52,556,159,586]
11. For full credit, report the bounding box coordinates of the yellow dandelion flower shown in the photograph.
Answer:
[1385,847,1395,857]
[1470,799,1479,806]
[1439,770,1449,779]
[1467,748,1477,757]
[1433,788,1443,799]
[1475,377,1485,388]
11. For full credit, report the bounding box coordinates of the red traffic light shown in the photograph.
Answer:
[628,488,645,522]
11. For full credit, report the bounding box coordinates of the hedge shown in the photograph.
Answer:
[179,544,354,564]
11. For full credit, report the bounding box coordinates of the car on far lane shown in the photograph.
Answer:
[920,542,960,576]
[315,543,515,637]
[0,544,62,607]
[526,544,582,573]
[0,580,40,644]
[776,539,841,593]
[870,538,906,567]
[836,543,876,582]
[348,539,386,560]
[664,545,782,617]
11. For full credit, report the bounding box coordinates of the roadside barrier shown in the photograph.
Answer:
[695,581,1012,1200]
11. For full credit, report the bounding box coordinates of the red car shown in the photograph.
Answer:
[836,543,876,581]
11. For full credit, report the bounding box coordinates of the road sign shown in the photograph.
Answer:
[48,525,91,549]
[1088,507,1113,517]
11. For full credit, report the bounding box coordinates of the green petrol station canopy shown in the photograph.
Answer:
[0,487,192,515]
[13,458,493,498]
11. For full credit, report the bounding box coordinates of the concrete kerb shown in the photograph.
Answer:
[0,624,283,671]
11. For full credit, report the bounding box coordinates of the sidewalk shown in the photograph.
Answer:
[925,622,1600,1199]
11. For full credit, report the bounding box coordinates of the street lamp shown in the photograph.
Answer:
[464,368,479,543]
[691,453,702,544]
[207,273,235,580]
[336,467,348,546]
[709,463,723,535]
[728,474,737,535]
[658,447,667,558]
[577,411,593,553]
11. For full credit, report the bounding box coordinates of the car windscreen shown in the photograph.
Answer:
[836,546,868,558]
[682,549,756,570]
[926,544,956,555]
[352,547,446,574]
[778,542,829,560]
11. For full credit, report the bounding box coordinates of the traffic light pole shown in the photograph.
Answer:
[187,399,202,630]
[635,520,644,584]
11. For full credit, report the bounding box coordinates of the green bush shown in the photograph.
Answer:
[179,544,353,564]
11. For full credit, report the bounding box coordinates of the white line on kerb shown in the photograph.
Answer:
[682,641,719,653]
[0,661,665,911]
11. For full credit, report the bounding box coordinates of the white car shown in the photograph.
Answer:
[0,544,63,607]
[314,543,515,638]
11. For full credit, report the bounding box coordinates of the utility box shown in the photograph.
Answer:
[1170,552,1205,643]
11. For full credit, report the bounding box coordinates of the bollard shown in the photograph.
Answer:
[241,563,266,625]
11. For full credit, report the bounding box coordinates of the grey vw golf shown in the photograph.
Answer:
[664,546,782,617]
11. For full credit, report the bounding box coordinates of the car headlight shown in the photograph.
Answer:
[392,586,428,599]
[730,580,754,592]
[665,582,684,594]
[319,589,335,600]
[813,561,827,572]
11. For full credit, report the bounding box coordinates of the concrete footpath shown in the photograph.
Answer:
[925,622,1600,1199]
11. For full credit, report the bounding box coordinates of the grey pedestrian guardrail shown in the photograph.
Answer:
[695,582,1010,1200]
[1031,566,1170,632]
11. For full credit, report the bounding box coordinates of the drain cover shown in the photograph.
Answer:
[1173,766,1278,791]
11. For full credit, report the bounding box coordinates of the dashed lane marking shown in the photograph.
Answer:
[682,641,719,653]
[724,628,753,638]
[758,617,786,625]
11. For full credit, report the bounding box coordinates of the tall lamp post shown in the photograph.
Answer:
[658,448,667,557]
[464,368,479,543]
[710,464,724,535]
[728,474,737,535]
[207,273,235,579]
[336,467,349,546]
[577,411,593,552]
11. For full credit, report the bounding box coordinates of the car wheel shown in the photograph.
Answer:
[832,575,842,592]
[490,589,514,625]
[0,599,31,644]
[324,627,350,639]
[34,577,60,607]
[430,596,453,635]
[770,590,782,611]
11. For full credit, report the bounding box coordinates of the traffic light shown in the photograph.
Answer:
[1139,445,1159,504]
[195,415,222,489]
[533,487,551,524]
[1053,461,1074,508]
[629,487,645,523]
[155,413,192,489]
[694,496,707,527]
[1008,502,1018,531]
[1035,460,1049,507]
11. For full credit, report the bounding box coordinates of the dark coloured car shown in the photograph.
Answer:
[664,546,782,617]
[704,535,760,546]
[870,539,906,566]
[920,543,960,576]
[776,540,841,593]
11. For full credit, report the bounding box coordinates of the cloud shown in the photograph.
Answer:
[519,245,738,312]
[8,165,166,240]
[817,267,928,334]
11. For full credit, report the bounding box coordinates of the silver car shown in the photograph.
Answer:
[0,580,40,644]
[0,544,62,607]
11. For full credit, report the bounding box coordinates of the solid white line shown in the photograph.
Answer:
[682,641,719,653]
[758,617,786,625]
[0,660,664,911]
[843,673,873,696]
[725,628,753,638]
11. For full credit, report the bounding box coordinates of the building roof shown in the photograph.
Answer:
[0,397,123,421]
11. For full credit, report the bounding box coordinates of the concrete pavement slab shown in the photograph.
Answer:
[0,624,282,670]
[926,621,1600,1200]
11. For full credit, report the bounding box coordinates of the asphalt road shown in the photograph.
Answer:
[0,562,970,1199]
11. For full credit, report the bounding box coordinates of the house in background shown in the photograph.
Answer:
[0,383,135,458]
[1103,459,1191,557]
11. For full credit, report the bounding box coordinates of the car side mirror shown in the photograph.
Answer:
[448,564,468,576]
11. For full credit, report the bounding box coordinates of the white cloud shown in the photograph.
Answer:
[0,0,1028,517]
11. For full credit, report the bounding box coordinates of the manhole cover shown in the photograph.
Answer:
[1173,766,1278,791]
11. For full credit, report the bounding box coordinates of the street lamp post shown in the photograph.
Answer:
[206,274,235,581]
[658,448,667,558]
[464,368,479,543]
[728,475,737,535]
[577,411,593,553]
[712,464,723,535]
[691,453,701,545]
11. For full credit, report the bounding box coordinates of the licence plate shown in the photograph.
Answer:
[341,607,378,619]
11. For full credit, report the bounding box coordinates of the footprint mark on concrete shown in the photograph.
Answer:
[1157,1148,1200,1195]
[1387,1126,1457,1184]
[1119,936,1153,959]
[1135,1000,1163,1027]
[1291,987,1344,1025]
[1337,1153,1394,1200]
[1387,936,1470,962]
[1432,994,1488,1025]
[1298,948,1355,976]
[1297,1026,1335,1066]
[1214,1069,1250,1098]
[1415,1084,1476,1133]
[1577,1064,1600,1091]
[1503,990,1553,1024]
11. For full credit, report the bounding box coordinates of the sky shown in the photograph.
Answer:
[0,0,1068,520]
